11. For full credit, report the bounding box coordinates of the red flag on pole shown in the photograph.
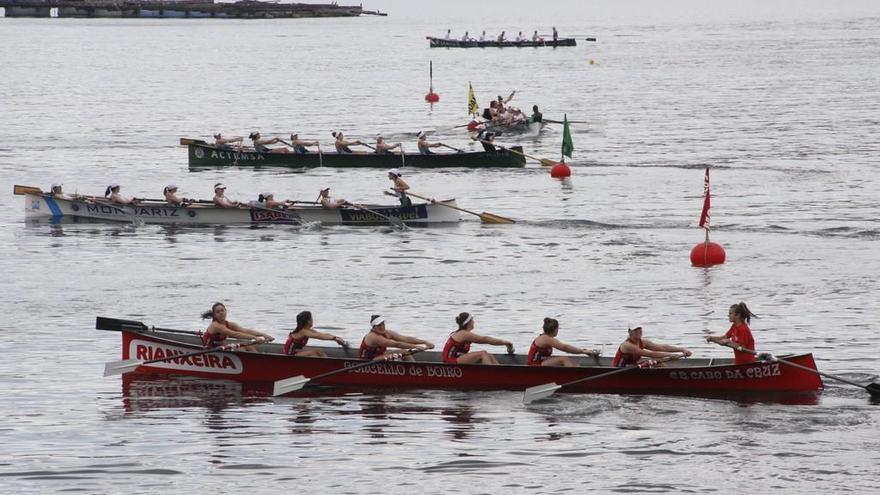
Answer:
[698,168,710,230]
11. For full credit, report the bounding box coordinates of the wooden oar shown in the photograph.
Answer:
[439,143,464,153]
[522,354,684,404]
[405,191,515,224]
[543,118,589,125]
[481,140,559,167]
[103,338,262,377]
[13,184,44,195]
[714,342,880,397]
[273,347,424,396]
[348,203,407,230]
[96,316,202,337]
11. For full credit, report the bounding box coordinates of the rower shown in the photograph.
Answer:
[611,326,691,368]
[104,184,139,205]
[332,131,366,154]
[213,183,240,208]
[416,131,442,155]
[289,133,319,154]
[374,135,401,154]
[359,315,434,361]
[531,30,543,42]
[531,105,543,123]
[257,192,291,209]
[214,133,243,150]
[385,169,412,207]
[49,183,69,199]
[705,302,757,364]
[163,184,192,206]
[515,31,524,42]
[497,31,506,43]
[496,90,516,110]
[284,310,347,357]
[319,187,349,209]
[201,302,274,351]
[479,30,487,42]
[441,312,514,365]
[474,130,497,152]
[248,131,289,153]
[461,31,471,42]
[528,317,599,367]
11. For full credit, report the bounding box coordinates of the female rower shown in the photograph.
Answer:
[214,133,243,150]
[359,315,434,361]
[417,131,442,155]
[385,169,412,207]
[49,183,69,199]
[249,131,288,153]
[374,135,401,154]
[289,133,319,154]
[104,184,139,205]
[257,192,290,209]
[705,302,757,364]
[474,130,497,152]
[612,326,691,367]
[531,30,543,42]
[497,31,506,43]
[319,187,348,208]
[332,131,366,154]
[479,31,487,42]
[163,184,192,206]
[442,312,514,365]
[284,311,347,357]
[213,183,240,208]
[201,302,274,351]
[528,318,599,367]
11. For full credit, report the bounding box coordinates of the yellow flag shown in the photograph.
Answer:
[468,82,479,117]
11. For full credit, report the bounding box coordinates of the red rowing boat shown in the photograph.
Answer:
[99,317,824,398]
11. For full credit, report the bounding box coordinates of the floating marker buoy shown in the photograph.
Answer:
[589,59,595,65]
[425,92,440,102]
[550,162,571,179]
[466,120,479,132]
[425,60,439,102]
[690,242,726,267]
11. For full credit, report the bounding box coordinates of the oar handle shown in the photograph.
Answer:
[439,143,464,153]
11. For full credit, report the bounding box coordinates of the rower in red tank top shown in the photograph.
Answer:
[200,302,274,351]
[612,326,691,367]
[706,302,757,364]
[359,315,434,361]
[528,318,599,367]
[441,312,513,365]
[284,310,347,357]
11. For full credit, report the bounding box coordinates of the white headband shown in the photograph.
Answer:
[461,314,473,327]
[371,316,385,327]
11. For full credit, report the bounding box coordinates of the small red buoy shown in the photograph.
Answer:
[425,92,439,102]
[550,162,571,179]
[466,120,480,132]
[690,242,726,267]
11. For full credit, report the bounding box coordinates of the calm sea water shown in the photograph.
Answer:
[2,1,879,492]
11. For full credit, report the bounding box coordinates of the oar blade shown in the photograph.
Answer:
[479,212,515,224]
[96,316,147,332]
[866,382,880,396]
[273,375,310,396]
[522,382,562,404]
[103,359,142,377]
[540,159,559,167]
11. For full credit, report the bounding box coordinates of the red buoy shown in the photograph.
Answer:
[690,242,726,267]
[425,92,440,102]
[550,162,571,179]
[466,120,480,132]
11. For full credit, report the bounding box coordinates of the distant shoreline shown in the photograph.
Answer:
[0,1,386,19]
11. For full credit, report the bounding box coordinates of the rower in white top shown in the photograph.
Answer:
[213,183,240,208]
[319,187,349,209]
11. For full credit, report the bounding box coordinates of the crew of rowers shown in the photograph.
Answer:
[46,168,415,210]
[199,301,759,367]
[474,91,543,132]
[444,27,560,43]
[213,130,451,156]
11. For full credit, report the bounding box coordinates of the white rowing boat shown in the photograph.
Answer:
[14,185,461,226]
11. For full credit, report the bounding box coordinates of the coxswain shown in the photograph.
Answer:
[257,192,291,209]
[214,133,243,150]
[552,26,558,42]
[104,184,139,205]
[201,302,274,351]
[319,187,349,209]
[284,310,347,357]
[332,131,366,154]
[212,183,240,208]
[612,326,691,367]
[705,302,757,364]
[385,169,412,207]
[374,135,401,154]
[441,312,514,365]
[416,131,442,155]
[163,184,192,206]
[289,133,319,154]
[359,315,434,361]
[474,130,497,152]
[528,318,599,367]
[445,28,452,40]
[249,131,288,153]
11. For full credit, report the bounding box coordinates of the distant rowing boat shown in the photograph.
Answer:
[428,37,580,48]
[182,139,526,168]
[15,185,460,226]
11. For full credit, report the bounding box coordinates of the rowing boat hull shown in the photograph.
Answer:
[113,327,824,397]
[185,140,526,168]
[21,193,460,225]
[427,37,578,48]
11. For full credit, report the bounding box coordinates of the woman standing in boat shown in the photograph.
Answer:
[249,131,289,153]
[284,310,347,357]
[201,302,274,351]
[332,131,366,154]
[385,169,413,207]
[528,318,599,367]
[359,315,434,361]
[416,131,442,155]
[289,133,319,154]
[705,302,757,364]
[442,312,514,365]
[374,135,401,154]
[612,326,691,367]
[213,183,240,208]
[104,184,140,205]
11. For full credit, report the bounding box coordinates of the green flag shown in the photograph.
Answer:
[561,114,573,161]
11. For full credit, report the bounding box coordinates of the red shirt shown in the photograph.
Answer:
[527,340,553,366]
[284,333,309,355]
[442,334,471,364]
[725,322,755,364]
[201,321,230,348]
[612,338,643,367]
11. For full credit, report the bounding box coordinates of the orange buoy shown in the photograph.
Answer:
[690,241,726,267]
[550,162,571,178]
